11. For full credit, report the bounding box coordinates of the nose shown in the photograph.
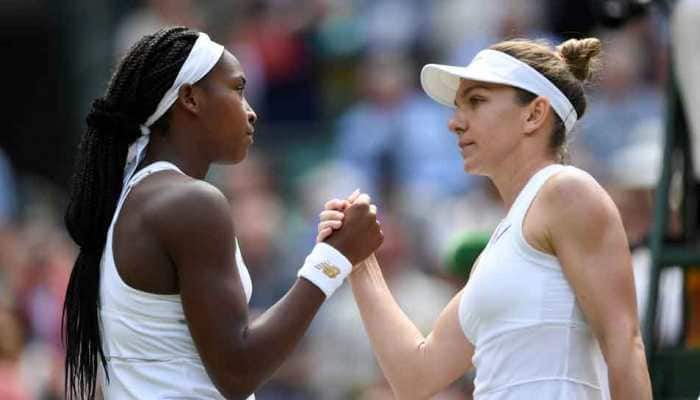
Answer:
[244,99,257,125]
[448,109,466,135]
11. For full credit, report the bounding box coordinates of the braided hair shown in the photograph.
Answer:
[63,26,199,399]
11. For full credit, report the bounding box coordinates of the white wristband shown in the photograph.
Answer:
[297,242,352,298]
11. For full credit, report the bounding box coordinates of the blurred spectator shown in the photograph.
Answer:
[573,24,665,180]
[13,222,73,349]
[446,0,550,66]
[315,0,367,59]
[210,151,296,310]
[426,178,505,273]
[231,0,321,125]
[671,0,700,350]
[672,0,700,180]
[210,153,316,399]
[429,0,503,59]
[605,120,683,347]
[0,147,18,226]
[11,220,74,399]
[0,228,23,304]
[0,307,30,400]
[114,0,202,58]
[362,0,424,54]
[334,50,472,208]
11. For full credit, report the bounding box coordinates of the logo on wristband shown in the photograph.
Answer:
[314,262,341,278]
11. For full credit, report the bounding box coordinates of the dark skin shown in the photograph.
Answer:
[112,51,383,399]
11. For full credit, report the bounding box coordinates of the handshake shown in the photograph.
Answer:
[316,190,383,266]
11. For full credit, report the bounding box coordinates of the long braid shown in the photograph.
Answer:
[62,26,199,399]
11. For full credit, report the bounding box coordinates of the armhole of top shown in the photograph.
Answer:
[513,167,569,265]
[107,162,185,299]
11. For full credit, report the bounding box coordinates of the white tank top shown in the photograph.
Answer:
[98,161,254,399]
[459,164,610,399]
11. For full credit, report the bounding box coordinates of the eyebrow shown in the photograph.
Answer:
[454,85,491,107]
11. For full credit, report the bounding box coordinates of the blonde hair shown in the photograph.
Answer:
[489,38,602,163]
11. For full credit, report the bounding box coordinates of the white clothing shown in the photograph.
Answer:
[459,164,610,399]
[99,161,254,399]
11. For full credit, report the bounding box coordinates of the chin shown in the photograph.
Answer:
[463,161,487,177]
[231,154,247,164]
[218,151,247,165]
[235,148,250,163]
[462,159,476,173]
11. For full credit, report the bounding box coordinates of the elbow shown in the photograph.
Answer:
[597,318,642,356]
[213,374,257,400]
[598,325,648,367]
[208,360,261,399]
[387,343,435,400]
[393,389,424,400]
[219,387,255,400]
[388,372,434,399]
[393,385,435,400]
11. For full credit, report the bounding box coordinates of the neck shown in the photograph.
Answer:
[140,128,210,179]
[488,153,555,210]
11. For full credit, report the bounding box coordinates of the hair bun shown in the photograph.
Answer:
[85,98,140,140]
[556,38,602,82]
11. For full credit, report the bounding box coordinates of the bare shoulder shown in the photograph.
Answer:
[539,167,621,234]
[139,172,234,245]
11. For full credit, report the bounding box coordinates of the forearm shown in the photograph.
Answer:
[603,333,652,400]
[349,254,430,399]
[236,239,356,386]
[238,279,324,386]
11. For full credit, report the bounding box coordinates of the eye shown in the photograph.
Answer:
[469,95,485,106]
[235,84,245,95]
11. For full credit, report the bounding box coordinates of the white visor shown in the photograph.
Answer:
[421,49,578,134]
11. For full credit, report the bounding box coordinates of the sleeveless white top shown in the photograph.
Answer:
[98,161,254,399]
[459,164,610,399]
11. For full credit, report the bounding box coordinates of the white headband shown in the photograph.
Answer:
[124,32,224,184]
[420,49,578,134]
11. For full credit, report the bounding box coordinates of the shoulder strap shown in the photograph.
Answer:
[124,161,183,190]
[506,164,567,224]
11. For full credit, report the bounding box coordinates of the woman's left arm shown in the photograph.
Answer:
[545,170,652,400]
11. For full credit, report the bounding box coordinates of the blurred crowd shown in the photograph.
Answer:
[0,0,691,399]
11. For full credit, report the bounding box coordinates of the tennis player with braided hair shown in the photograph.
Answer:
[319,38,652,399]
[62,26,382,399]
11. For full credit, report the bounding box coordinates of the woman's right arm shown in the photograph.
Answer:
[349,254,474,399]
[151,181,381,399]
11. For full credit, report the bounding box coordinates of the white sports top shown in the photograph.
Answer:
[99,161,254,399]
[459,164,610,399]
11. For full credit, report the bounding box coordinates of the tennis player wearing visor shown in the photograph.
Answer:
[317,38,652,399]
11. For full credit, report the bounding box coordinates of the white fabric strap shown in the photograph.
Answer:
[143,32,224,127]
[421,49,578,134]
[298,242,353,298]
[123,32,224,184]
